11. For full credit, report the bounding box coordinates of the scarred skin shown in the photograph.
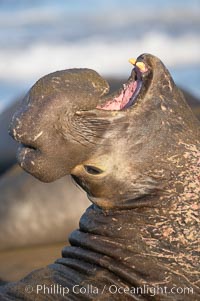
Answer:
[0,54,199,300]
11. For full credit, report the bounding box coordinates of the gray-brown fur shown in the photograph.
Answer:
[0,54,199,300]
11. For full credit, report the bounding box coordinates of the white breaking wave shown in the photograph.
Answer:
[0,32,200,82]
[0,32,199,83]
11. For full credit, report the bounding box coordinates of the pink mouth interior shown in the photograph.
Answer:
[96,80,137,111]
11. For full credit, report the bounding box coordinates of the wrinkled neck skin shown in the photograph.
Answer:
[57,143,200,300]
[1,152,199,300]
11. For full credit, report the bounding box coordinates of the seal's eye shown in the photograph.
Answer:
[84,165,103,175]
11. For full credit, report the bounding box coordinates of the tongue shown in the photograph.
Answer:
[97,81,137,111]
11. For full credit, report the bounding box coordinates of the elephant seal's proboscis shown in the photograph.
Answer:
[0,54,199,300]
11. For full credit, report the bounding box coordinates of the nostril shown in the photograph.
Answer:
[84,165,103,175]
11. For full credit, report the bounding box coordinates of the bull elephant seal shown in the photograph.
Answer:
[1,54,199,300]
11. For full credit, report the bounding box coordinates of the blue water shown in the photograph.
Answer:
[0,0,199,112]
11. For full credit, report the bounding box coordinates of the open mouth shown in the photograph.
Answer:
[97,59,149,111]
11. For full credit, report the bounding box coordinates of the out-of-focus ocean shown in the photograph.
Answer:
[0,0,199,112]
